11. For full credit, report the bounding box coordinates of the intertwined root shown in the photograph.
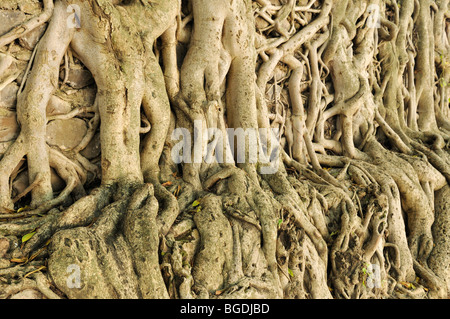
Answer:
[47,183,165,298]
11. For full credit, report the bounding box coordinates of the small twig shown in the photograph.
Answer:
[225,209,262,231]
[12,173,43,204]
[24,266,47,279]
[0,70,21,91]
[17,43,39,97]
[47,106,96,122]
[0,0,54,48]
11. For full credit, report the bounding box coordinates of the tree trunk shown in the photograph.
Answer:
[0,0,449,299]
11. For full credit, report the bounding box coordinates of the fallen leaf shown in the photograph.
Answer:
[22,231,36,243]
[288,268,294,277]
[399,281,415,289]
[17,205,30,213]
[10,257,27,263]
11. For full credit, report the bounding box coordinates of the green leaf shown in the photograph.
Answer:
[192,200,200,207]
[330,231,339,237]
[277,219,283,228]
[288,268,294,277]
[22,231,36,243]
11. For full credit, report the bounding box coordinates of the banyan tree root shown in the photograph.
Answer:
[47,183,169,298]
